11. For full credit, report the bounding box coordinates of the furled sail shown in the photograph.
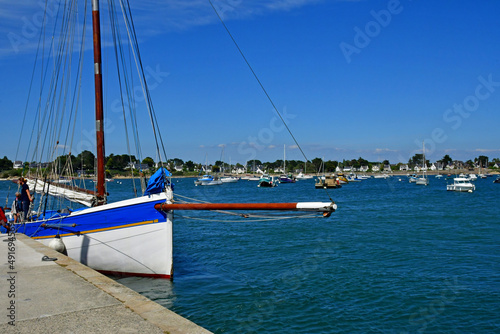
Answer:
[27,178,96,207]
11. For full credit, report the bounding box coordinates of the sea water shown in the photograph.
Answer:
[2,176,498,333]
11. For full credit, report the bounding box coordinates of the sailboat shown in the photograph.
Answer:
[220,151,239,183]
[477,163,486,179]
[246,160,261,181]
[4,0,337,279]
[415,142,429,186]
[195,154,223,186]
[278,145,296,183]
[296,161,313,180]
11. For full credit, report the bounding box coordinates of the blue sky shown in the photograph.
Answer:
[1,0,499,166]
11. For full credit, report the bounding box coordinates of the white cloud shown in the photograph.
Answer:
[0,0,328,58]
[374,148,397,153]
[475,148,500,153]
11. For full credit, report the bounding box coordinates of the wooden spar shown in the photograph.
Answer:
[45,180,97,196]
[17,177,98,196]
[155,202,337,215]
[92,0,106,205]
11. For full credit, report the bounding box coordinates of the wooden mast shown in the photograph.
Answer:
[92,0,106,205]
[155,202,337,217]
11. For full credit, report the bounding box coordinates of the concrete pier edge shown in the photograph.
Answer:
[3,233,212,334]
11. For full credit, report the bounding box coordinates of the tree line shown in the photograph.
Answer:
[1,152,498,176]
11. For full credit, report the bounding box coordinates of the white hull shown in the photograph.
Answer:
[415,177,429,185]
[447,184,475,192]
[31,192,174,278]
[446,184,476,192]
[198,180,223,186]
[447,178,475,192]
[221,177,239,183]
[39,217,173,277]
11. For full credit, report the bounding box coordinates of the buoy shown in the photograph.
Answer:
[48,235,68,255]
[468,189,473,193]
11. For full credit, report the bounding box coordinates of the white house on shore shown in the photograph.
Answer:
[232,167,246,174]
[125,162,149,171]
[359,165,369,172]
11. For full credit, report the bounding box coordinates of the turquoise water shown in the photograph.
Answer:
[119,176,499,333]
[3,176,499,333]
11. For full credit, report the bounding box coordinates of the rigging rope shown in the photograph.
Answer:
[208,0,336,203]
[174,212,320,223]
[119,0,169,167]
[208,0,308,162]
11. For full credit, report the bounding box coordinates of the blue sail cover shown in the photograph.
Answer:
[144,167,172,195]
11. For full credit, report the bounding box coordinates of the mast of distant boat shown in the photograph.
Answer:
[422,141,426,179]
[283,144,286,174]
[92,0,106,205]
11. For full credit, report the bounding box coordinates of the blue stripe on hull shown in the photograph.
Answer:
[16,197,167,239]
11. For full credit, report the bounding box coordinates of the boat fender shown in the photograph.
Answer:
[48,235,68,255]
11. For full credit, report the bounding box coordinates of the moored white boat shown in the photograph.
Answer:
[415,142,429,186]
[195,174,223,186]
[447,178,475,192]
[347,173,362,182]
[374,173,390,179]
[20,190,173,278]
[220,176,239,183]
[296,172,313,180]
[416,177,429,185]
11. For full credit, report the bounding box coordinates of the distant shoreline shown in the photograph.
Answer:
[1,168,498,182]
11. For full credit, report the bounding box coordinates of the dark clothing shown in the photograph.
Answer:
[20,183,31,220]
[22,201,30,221]
[20,183,29,202]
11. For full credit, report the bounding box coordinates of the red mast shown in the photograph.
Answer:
[92,0,106,205]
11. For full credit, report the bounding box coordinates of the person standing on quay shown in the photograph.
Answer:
[19,177,33,221]
[11,192,22,224]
